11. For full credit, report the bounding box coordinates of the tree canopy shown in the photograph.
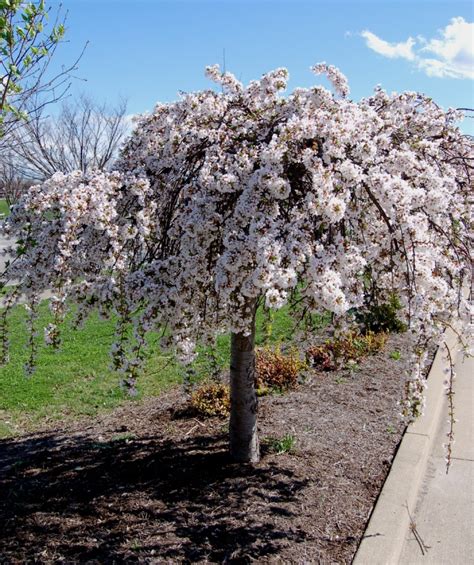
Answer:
[1,64,471,460]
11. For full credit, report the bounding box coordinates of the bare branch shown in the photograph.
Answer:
[9,94,129,180]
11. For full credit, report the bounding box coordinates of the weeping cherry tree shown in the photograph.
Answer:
[1,64,472,463]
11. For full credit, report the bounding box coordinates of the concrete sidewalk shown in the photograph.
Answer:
[0,233,12,274]
[0,233,52,304]
[354,335,473,564]
[398,350,473,564]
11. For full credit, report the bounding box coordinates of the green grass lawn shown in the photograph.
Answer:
[0,198,10,217]
[0,303,180,437]
[0,195,329,437]
[0,299,325,438]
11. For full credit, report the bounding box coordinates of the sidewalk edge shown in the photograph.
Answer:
[352,328,458,565]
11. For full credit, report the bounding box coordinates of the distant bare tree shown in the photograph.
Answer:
[0,152,30,206]
[11,95,128,180]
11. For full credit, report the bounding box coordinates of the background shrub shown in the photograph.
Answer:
[190,382,230,418]
[356,295,407,334]
[307,330,388,371]
[256,346,307,393]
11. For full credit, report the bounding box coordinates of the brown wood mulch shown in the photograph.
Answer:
[0,333,413,564]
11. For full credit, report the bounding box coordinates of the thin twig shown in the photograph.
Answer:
[405,502,430,556]
[444,343,456,474]
[184,424,198,437]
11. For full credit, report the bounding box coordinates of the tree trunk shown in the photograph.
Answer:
[229,306,260,463]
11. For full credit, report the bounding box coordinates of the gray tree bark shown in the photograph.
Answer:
[229,305,260,463]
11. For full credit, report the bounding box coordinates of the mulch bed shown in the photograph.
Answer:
[0,333,413,564]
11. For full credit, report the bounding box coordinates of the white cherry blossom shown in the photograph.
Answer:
[1,63,471,425]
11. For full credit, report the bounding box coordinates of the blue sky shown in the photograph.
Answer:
[50,0,473,132]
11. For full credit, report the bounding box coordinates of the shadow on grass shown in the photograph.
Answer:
[0,430,309,562]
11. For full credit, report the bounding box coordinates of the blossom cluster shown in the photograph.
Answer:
[1,63,472,417]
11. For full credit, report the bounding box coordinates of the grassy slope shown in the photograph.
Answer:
[0,197,329,437]
[0,304,178,436]
[0,199,10,217]
[0,300,320,438]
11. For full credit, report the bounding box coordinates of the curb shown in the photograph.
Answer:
[352,328,459,565]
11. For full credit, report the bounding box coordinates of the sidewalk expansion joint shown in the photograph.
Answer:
[405,431,430,438]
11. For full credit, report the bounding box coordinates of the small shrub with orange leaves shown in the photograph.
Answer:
[190,382,230,418]
[307,330,388,371]
[255,346,307,394]
[307,344,336,371]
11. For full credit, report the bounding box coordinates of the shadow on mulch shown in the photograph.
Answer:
[0,431,309,563]
[0,332,416,563]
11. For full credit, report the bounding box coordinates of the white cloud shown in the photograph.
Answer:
[361,31,415,61]
[419,17,474,79]
[361,17,474,80]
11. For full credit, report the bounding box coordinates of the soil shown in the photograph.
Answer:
[0,333,414,564]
